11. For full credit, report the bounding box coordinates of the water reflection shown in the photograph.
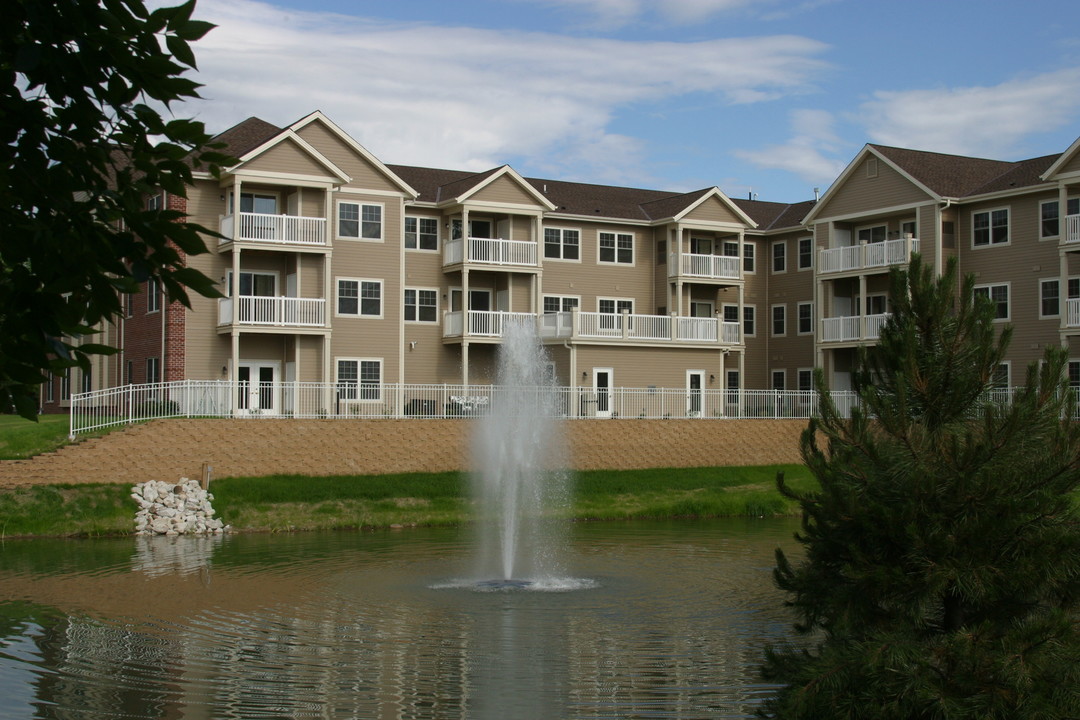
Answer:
[0,520,798,719]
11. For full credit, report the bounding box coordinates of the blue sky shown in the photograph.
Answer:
[179,0,1080,203]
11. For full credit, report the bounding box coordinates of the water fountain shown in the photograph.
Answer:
[470,319,571,588]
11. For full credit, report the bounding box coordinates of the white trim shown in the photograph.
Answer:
[592,367,614,418]
[807,200,937,226]
[743,241,756,274]
[743,304,757,338]
[542,294,581,313]
[542,225,583,263]
[336,199,384,242]
[971,206,1011,248]
[771,240,786,274]
[336,186,415,198]
[797,236,814,271]
[973,281,1010,322]
[771,303,787,337]
[336,277,384,319]
[796,367,814,392]
[597,230,635,266]
[770,368,786,391]
[403,286,440,323]
[335,357,384,403]
[228,169,339,188]
[404,215,440,252]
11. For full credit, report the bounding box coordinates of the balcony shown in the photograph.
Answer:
[219,212,327,247]
[443,310,536,338]
[443,237,538,268]
[820,313,889,343]
[218,296,327,329]
[672,252,741,280]
[540,310,740,346]
[1064,214,1080,246]
[1065,299,1080,329]
[818,237,919,275]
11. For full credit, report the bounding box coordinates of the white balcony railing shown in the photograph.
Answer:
[819,237,919,275]
[1066,298,1080,328]
[218,296,327,327]
[820,313,890,343]
[443,237,538,267]
[219,212,327,246]
[676,253,741,280]
[445,310,740,346]
[1065,214,1080,245]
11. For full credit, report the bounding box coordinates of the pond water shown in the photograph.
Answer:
[0,519,801,719]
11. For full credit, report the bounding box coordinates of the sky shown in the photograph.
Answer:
[175,0,1080,204]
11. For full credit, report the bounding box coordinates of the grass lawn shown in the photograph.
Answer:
[0,465,816,538]
[0,414,73,460]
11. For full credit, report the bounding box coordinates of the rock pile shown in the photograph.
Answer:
[132,478,229,536]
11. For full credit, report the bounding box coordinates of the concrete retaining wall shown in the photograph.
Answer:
[0,418,809,487]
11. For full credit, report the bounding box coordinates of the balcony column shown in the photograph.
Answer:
[231,248,241,326]
[462,208,470,261]
[461,342,470,386]
[1060,246,1070,344]
[858,274,867,340]
[737,284,745,345]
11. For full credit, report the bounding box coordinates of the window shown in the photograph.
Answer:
[690,302,713,318]
[146,357,160,384]
[656,239,666,263]
[126,361,133,385]
[227,270,276,297]
[972,208,1009,246]
[743,242,755,273]
[146,278,160,313]
[974,283,1009,321]
[337,359,381,401]
[338,279,382,317]
[405,217,438,250]
[772,241,786,273]
[60,369,70,400]
[726,370,740,390]
[772,304,786,336]
[1070,360,1080,390]
[991,363,1010,389]
[797,302,813,335]
[146,193,162,211]
[81,370,92,393]
[722,304,739,324]
[543,295,579,313]
[44,372,54,403]
[338,201,382,240]
[797,369,813,392]
[404,288,438,322]
[1040,198,1080,239]
[544,228,580,260]
[771,370,786,391]
[125,292,133,318]
[857,225,886,243]
[798,237,813,270]
[723,241,740,259]
[858,294,888,316]
[598,298,633,330]
[901,220,917,238]
[599,232,633,264]
[1039,277,1080,318]
[743,305,756,337]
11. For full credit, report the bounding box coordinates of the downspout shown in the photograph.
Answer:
[936,199,952,278]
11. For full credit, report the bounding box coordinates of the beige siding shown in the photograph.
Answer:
[683,196,742,224]
[1059,152,1080,177]
[295,122,402,193]
[471,176,542,207]
[540,222,656,314]
[818,158,932,219]
[576,346,726,389]
[243,139,332,178]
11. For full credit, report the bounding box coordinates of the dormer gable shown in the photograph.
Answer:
[439,165,557,211]
[804,145,939,224]
[1041,136,1080,182]
[642,187,756,228]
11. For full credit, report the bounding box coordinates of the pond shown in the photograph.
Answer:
[0,519,801,719]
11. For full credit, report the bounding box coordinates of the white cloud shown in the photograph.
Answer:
[181,0,828,185]
[859,68,1080,158]
[734,109,847,184]
[516,0,758,28]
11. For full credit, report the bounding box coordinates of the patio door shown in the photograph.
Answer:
[467,289,492,334]
[237,362,279,415]
[687,370,705,417]
[594,368,612,418]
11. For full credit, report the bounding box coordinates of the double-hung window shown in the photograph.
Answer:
[743,242,755,273]
[973,208,1009,246]
[599,298,633,331]
[772,304,786,336]
[405,217,438,250]
[146,278,161,313]
[338,201,382,240]
[797,302,813,335]
[1040,277,1080,318]
[743,305,756,337]
[772,241,786,273]
[1040,198,1080,239]
[544,228,580,260]
[337,359,381,401]
[338,279,382,317]
[404,288,438,322]
[599,232,633,264]
[974,283,1009,321]
[543,296,579,313]
[798,238,813,270]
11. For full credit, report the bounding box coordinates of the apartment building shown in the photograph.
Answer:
[40,111,1080,414]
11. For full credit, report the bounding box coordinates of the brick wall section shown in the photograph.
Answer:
[0,419,808,487]
[164,193,188,382]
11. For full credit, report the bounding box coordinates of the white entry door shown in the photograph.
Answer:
[687,370,705,417]
[237,362,279,415]
[594,368,612,418]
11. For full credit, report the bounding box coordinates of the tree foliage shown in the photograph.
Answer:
[1,0,232,418]
[760,255,1080,719]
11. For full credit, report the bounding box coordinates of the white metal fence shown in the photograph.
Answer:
[68,381,854,436]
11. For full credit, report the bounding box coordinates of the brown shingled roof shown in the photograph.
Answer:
[870,145,1031,198]
[209,117,284,160]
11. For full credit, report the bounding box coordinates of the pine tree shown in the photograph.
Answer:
[759,255,1080,719]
